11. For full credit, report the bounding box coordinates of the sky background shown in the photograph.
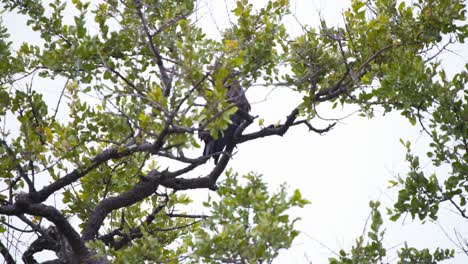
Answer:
[2,0,468,263]
[195,0,468,263]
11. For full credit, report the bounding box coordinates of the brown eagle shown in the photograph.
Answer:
[199,79,251,164]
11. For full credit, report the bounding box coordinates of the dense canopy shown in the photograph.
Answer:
[0,0,466,263]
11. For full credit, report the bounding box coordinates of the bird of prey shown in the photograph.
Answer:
[200,78,251,164]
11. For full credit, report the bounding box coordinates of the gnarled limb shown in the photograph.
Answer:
[0,239,15,264]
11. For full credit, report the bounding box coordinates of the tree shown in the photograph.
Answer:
[0,0,466,263]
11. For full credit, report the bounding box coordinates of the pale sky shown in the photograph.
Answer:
[194,1,468,263]
[2,0,468,263]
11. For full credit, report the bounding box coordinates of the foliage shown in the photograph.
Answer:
[190,170,309,263]
[0,0,465,263]
[87,171,307,263]
[329,201,454,264]
[329,201,387,264]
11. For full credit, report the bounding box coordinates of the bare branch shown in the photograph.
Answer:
[237,108,300,143]
[292,120,337,134]
[50,78,70,125]
[151,220,201,232]
[0,218,35,233]
[166,213,208,219]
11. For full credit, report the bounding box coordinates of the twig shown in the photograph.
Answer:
[134,0,172,96]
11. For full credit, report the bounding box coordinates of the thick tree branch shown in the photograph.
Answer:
[22,227,60,264]
[236,106,336,144]
[81,169,161,241]
[159,143,236,191]
[292,120,337,134]
[237,108,300,143]
[0,205,91,263]
[14,131,173,206]
[0,239,15,264]
[24,204,88,258]
[82,150,212,241]
[82,127,240,241]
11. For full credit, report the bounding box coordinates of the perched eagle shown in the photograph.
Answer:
[200,79,251,164]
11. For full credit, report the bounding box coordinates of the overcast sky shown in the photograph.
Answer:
[197,1,468,263]
[2,0,468,263]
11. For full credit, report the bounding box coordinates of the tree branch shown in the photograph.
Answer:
[237,108,300,143]
[0,238,15,264]
[82,128,241,241]
[292,120,337,134]
[133,0,172,97]
[0,140,35,193]
[22,227,60,264]
[23,204,88,258]
[16,138,169,205]
[81,169,162,241]
[99,196,169,249]
[314,42,401,102]
[166,213,208,219]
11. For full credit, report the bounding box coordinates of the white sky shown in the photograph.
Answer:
[2,0,468,263]
[196,0,468,263]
